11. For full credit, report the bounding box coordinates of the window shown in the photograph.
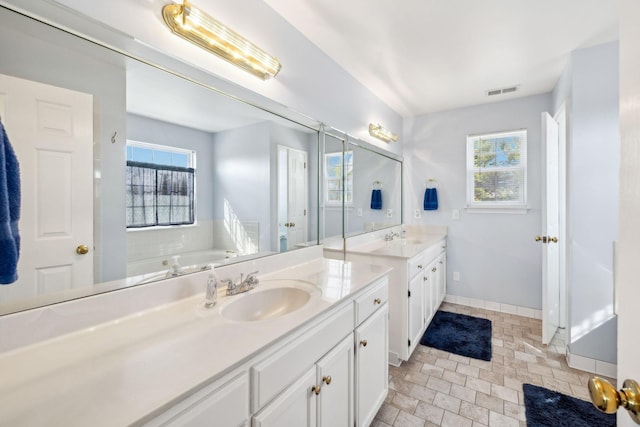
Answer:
[324,151,353,205]
[466,130,527,210]
[126,141,196,228]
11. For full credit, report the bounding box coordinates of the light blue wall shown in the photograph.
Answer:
[403,94,551,309]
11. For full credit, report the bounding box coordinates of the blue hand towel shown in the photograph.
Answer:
[0,120,21,284]
[423,188,438,211]
[370,189,382,210]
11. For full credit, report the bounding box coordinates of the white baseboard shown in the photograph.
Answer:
[567,350,617,378]
[444,294,542,320]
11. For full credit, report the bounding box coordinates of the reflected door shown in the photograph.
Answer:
[0,73,93,303]
[278,146,307,251]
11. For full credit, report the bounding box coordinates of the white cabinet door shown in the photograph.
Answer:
[436,253,446,308]
[253,368,316,427]
[422,268,433,325]
[317,335,353,427]
[408,272,424,354]
[355,304,389,427]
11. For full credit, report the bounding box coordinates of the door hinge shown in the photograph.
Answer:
[408,290,411,298]
[304,209,306,216]
[304,162,307,169]
[408,339,411,347]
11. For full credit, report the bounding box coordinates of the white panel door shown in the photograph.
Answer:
[541,112,560,345]
[617,2,640,425]
[286,148,307,248]
[0,73,93,303]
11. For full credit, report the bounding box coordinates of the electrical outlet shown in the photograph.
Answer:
[452,209,460,220]
[386,208,393,218]
[453,272,460,281]
[414,209,421,219]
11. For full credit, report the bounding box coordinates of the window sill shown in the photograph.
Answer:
[465,206,529,215]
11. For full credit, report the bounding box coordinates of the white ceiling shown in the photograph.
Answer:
[263,0,618,117]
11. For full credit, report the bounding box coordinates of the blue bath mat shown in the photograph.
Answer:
[419,311,492,361]
[523,384,615,426]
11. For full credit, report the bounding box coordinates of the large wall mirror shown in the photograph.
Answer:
[0,6,319,314]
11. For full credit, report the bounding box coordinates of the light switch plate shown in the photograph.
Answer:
[414,209,421,219]
[452,209,460,220]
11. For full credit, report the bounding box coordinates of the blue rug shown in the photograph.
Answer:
[523,384,616,427]
[419,311,492,361]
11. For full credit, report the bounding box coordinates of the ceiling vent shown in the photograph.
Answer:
[487,85,519,96]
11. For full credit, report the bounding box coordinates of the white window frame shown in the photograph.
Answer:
[466,130,528,214]
[324,150,353,207]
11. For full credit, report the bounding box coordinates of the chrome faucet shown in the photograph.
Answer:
[384,231,400,241]
[223,270,259,296]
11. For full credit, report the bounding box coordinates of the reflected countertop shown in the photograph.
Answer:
[0,256,391,426]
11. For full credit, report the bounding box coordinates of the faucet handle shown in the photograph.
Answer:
[246,271,259,286]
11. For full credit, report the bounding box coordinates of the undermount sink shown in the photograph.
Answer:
[220,282,314,322]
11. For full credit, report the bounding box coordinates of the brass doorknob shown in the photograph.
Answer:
[549,236,558,243]
[589,377,640,423]
[322,376,332,385]
[535,235,542,242]
[76,245,89,255]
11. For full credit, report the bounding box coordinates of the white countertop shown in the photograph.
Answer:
[0,257,391,426]
[346,232,447,259]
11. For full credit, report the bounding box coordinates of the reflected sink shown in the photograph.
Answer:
[220,284,313,322]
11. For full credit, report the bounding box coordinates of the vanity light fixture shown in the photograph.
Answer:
[162,1,282,80]
[368,123,399,143]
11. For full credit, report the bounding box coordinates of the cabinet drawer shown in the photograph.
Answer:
[407,256,427,280]
[354,278,388,325]
[251,303,353,412]
[147,371,249,427]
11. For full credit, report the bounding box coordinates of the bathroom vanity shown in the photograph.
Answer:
[0,247,390,427]
[327,225,447,366]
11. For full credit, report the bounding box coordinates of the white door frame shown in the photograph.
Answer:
[554,102,568,331]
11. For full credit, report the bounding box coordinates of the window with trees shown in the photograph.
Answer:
[466,130,527,210]
[126,141,196,228]
[324,151,353,205]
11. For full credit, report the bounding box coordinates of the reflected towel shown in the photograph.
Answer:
[0,120,21,284]
[370,189,382,210]
[423,188,438,211]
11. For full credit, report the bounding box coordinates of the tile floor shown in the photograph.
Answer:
[373,302,615,427]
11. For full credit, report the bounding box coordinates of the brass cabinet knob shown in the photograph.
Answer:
[589,377,640,423]
[311,385,321,395]
[373,298,381,305]
[439,261,443,264]
[423,277,428,281]
[360,339,368,347]
[76,245,89,255]
[418,264,423,269]
[432,267,437,272]
[323,376,332,385]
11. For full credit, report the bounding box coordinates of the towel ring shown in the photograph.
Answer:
[425,178,438,189]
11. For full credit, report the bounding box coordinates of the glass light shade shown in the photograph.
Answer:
[369,123,399,143]
[162,1,282,80]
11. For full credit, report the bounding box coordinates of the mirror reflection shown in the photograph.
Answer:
[0,6,318,314]
[321,132,403,244]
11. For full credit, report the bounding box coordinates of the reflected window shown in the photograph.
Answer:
[324,151,353,205]
[126,141,196,228]
[466,130,527,209]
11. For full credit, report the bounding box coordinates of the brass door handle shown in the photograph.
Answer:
[360,339,368,347]
[589,377,640,423]
[311,385,321,395]
[322,376,332,385]
[76,245,89,255]
[549,236,558,243]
